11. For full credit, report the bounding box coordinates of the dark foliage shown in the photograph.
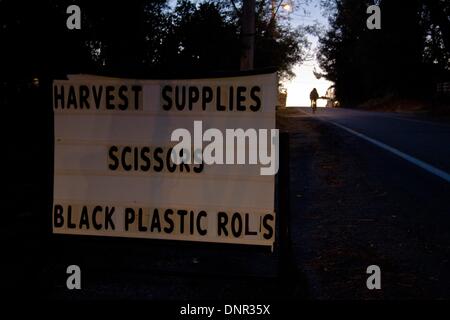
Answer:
[318,0,450,106]
[0,0,307,83]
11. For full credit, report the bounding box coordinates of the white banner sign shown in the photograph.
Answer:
[53,73,277,246]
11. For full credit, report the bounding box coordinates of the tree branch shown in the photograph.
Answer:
[230,0,241,16]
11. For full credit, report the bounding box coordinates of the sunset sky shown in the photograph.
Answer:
[282,1,334,107]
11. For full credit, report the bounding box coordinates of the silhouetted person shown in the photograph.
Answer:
[310,88,319,113]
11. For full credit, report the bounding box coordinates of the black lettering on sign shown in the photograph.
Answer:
[79,206,90,229]
[216,86,226,111]
[228,86,234,111]
[105,85,115,109]
[202,86,213,110]
[133,147,139,171]
[244,213,257,235]
[151,209,162,232]
[153,147,164,172]
[67,86,77,109]
[131,85,142,110]
[231,212,243,237]
[105,206,115,230]
[121,146,132,171]
[164,209,174,233]
[118,85,128,110]
[54,205,117,231]
[197,211,207,236]
[92,85,103,109]
[53,204,64,228]
[54,85,64,109]
[166,147,177,173]
[217,211,228,236]
[92,205,103,230]
[175,86,186,111]
[125,207,135,231]
[262,214,274,240]
[159,85,263,112]
[179,149,190,173]
[189,210,195,235]
[177,210,188,234]
[236,86,246,111]
[188,87,199,110]
[193,162,204,173]
[53,84,142,111]
[138,208,147,232]
[52,205,273,244]
[108,146,119,170]
[161,85,172,110]
[79,85,90,109]
[250,86,262,111]
[67,205,76,229]
[140,147,151,171]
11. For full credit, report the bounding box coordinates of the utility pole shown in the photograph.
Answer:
[240,0,255,71]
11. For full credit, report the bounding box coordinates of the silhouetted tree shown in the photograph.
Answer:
[318,0,450,106]
[0,0,309,82]
[158,0,241,74]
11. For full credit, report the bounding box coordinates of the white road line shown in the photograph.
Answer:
[326,120,450,184]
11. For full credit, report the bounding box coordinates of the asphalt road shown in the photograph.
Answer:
[301,107,450,177]
[279,107,450,299]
